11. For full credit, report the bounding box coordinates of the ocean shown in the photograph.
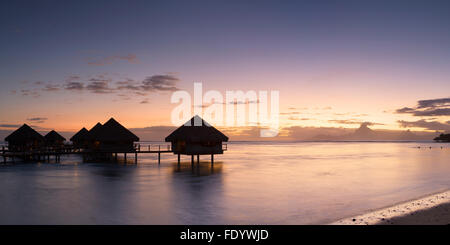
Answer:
[0,141,449,224]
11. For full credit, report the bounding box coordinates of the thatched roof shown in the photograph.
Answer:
[89,118,139,142]
[44,130,66,142]
[4,124,44,142]
[165,115,228,143]
[86,122,103,140]
[70,127,89,141]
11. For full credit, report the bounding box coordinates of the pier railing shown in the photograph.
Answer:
[134,143,172,152]
[2,143,227,155]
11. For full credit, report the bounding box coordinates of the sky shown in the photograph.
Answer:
[0,0,449,140]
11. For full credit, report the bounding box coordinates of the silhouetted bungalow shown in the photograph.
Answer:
[165,115,228,163]
[44,130,66,147]
[88,118,139,152]
[88,123,103,138]
[4,124,45,152]
[70,127,89,148]
[434,133,450,142]
[85,122,103,149]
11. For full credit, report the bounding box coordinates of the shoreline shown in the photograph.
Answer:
[330,190,450,225]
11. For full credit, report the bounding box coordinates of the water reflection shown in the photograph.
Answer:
[0,142,449,224]
[172,161,223,176]
[169,161,224,224]
[91,164,137,179]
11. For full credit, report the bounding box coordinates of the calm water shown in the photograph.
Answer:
[0,142,449,224]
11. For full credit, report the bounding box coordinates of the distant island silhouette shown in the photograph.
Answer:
[434,133,450,142]
[308,123,440,142]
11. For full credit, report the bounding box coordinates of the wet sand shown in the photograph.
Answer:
[330,190,450,225]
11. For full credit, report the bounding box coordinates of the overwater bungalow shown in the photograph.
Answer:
[44,130,66,148]
[86,122,103,149]
[165,115,228,163]
[4,124,45,152]
[88,118,139,152]
[70,127,89,148]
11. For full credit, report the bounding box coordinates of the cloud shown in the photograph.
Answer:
[86,54,139,66]
[227,100,260,105]
[27,117,48,124]
[16,73,181,103]
[65,82,84,90]
[0,124,22,128]
[42,84,60,92]
[398,119,450,131]
[141,75,179,92]
[194,99,260,109]
[328,119,384,126]
[412,108,450,116]
[396,107,415,113]
[86,81,113,93]
[417,98,450,109]
[280,111,301,115]
[116,79,142,91]
[396,97,450,116]
[20,89,40,97]
[86,74,181,94]
[86,76,114,94]
[288,117,310,121]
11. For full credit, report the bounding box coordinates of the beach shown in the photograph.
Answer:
[330,190,450,225]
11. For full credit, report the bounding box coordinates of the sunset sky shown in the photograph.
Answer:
[1,0,449,139]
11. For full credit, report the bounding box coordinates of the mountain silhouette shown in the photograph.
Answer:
[351,123,376,139]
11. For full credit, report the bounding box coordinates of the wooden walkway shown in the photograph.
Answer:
[0,143,228,164]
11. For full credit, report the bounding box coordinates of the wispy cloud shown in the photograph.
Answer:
[86,76,114,94]
[0,124,22,128]
[64,75,84,91]
[398,119,450,131]
[417,98,450,109]
[65,82,84,90]
[42,84,61,92]
[329,119,384,126]
[141,75,179,92]
[194,99,260,109]
[15,73,181,104]
[396,97,450,116]
[288,117,310,121]
[280,111,301,115]
[27,117,48,124]
[20,89,40,97]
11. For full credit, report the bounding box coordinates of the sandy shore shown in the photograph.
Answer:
[330,190,450,225]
